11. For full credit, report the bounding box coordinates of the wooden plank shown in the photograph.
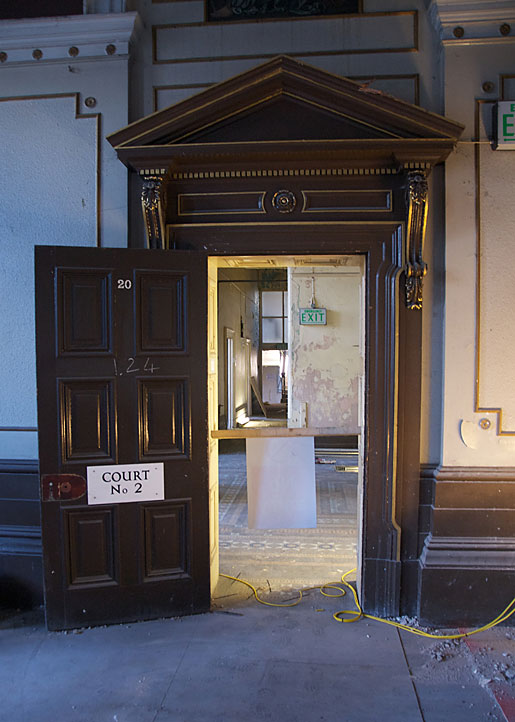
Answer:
[250,377,268,417]
[211,427,357,438]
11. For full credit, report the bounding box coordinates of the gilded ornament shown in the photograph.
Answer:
[404,171,428,310]
[141,175,166,249]
[272,190,297,213]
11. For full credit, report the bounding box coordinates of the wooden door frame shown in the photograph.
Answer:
[106,56,463,617]
[178,221,415,618]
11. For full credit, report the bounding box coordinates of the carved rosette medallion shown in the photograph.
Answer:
[272,190,297,213]
[404,171,428,310]
[141,175,166,249]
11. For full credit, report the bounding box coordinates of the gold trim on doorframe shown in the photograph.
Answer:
[141,174,168,249]
[152,11,418,65]
[137,63,435,145]
[473,98,515,436]
[391,259,402,560]
[159,89,404,145]
[0,92,102,247]
[171,168,399,180]
[301,189,393,213]
[114,67,284,146]
[177,191,267,216]
[404,170,428,310]
[167,219,403,229]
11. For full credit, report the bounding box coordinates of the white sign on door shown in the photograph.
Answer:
[87,463,164,505]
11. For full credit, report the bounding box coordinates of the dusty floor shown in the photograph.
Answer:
[1,582,514,722]
[1,445,512,721]
[218,445,358,588]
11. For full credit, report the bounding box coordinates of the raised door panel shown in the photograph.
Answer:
[59,380,116,463]
[58,270,112,355]
[137,272,187,353]
[65,507,118,587]
[142,501,190,581]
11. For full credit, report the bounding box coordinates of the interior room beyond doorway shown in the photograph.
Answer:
[214,255,364,592]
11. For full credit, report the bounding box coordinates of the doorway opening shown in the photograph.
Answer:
[210,255,365,594]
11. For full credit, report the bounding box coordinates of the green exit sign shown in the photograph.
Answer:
[494,102,515,149]
[300,308,327,325]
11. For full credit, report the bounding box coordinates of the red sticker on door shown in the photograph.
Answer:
[41,474,86,502]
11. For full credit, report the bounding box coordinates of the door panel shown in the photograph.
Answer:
[36,246,209,630]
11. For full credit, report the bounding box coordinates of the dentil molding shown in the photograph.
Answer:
[0,12,141,65]
[430,1,515,43]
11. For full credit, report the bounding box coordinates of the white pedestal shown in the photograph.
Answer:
[246,437,316,529]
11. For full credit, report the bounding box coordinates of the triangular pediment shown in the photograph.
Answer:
[108,56,463,170]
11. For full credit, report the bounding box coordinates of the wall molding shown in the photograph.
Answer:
[152,11,418,65]
[0,92,101,246]
[420,533,515,569]
[425,463,515,482]
[430,0,515,42]
[0,525,42,556]
[0,12,141,65]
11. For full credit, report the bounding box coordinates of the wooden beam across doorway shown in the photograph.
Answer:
[212,427,355,438]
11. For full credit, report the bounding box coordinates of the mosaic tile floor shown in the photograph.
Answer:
[218,449,359,591]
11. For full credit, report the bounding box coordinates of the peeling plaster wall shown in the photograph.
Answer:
[287,261,364,430]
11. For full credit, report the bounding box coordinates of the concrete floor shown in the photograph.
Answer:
[1,579,513,722]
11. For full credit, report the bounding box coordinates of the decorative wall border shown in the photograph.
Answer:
[0,12,139,65]
[170,167,400,180]
[152,11,418,65]
[0,92,101,246]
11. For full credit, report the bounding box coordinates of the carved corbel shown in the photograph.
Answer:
[404,171,428,310]
[141,172,167,249]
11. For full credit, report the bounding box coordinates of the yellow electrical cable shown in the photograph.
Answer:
[220,569,515,639]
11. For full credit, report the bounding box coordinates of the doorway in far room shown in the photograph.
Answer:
[215,255,364,592]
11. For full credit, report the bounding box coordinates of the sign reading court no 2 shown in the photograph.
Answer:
[87,463,165,504]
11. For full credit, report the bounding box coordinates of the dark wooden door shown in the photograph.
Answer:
[35,246,209,630]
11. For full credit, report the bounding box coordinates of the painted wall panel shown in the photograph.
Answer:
[0,14,133,458]
[0,96,97,453]
[442,42,515,465]
[153,12,417,64]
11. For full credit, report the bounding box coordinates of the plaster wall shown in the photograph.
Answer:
[287,262,364,431]
[125,0,445,455]
[0,3,447,464]
[0,16,135,460]
[442,42,515,466]
[129,0,443,119]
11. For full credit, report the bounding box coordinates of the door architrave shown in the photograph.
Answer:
[174,221,408,617]
[107,56,464,616]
